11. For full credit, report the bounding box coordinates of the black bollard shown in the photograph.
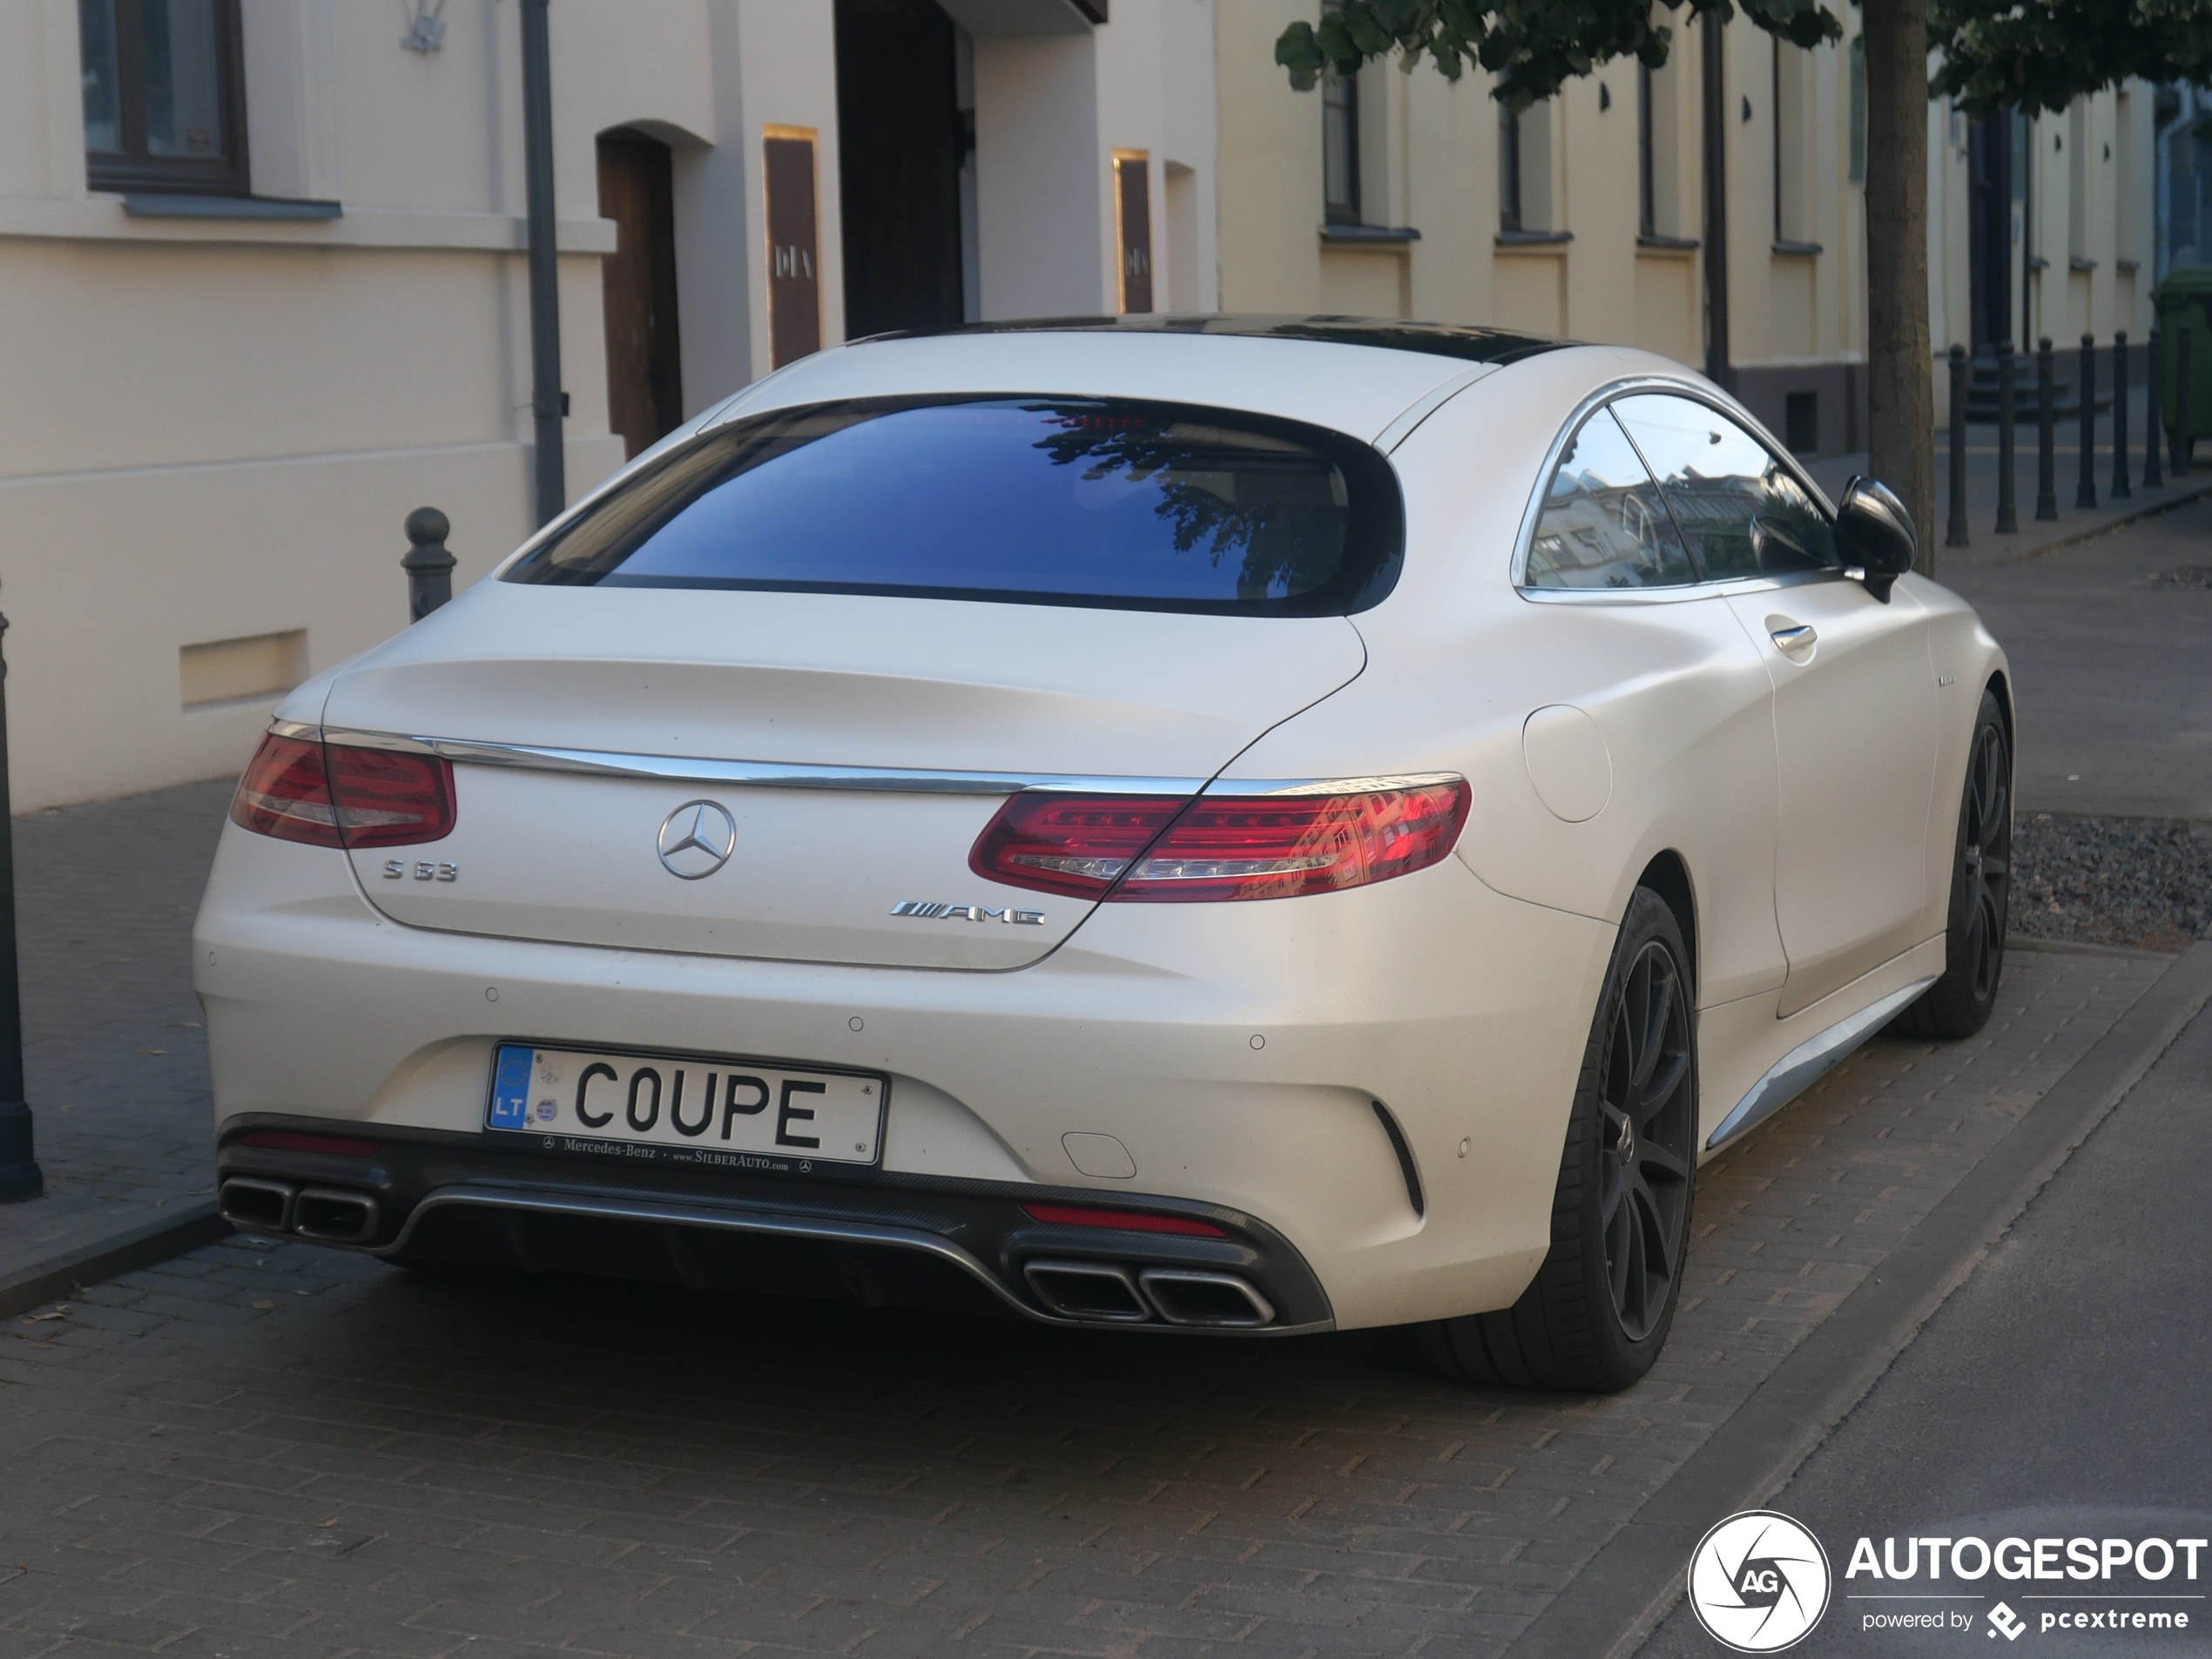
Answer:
[2144,327,2164,489]
[2075,334,2098,509]
[2111,333,2131,498]
[2177,322,2195,478]
[0,604,42,1204]
[1995,340,2019,533]
[1946,346,1970,547]
[2035,337,2059,520]
[402,508,457,621]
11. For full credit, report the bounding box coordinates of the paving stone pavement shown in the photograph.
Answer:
[0,780,234,1288]
[0,945,2169,1659]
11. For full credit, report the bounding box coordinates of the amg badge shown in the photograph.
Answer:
[891,900,1045,925]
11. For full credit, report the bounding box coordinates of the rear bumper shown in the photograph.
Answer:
[197,825,1616,1331]
[215,1116,1334,1332]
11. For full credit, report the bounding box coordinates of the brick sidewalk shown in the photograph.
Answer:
[0,945,2171,1657]
[0,779,233,1298]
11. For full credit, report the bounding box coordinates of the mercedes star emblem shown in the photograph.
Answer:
[656,799,738,880]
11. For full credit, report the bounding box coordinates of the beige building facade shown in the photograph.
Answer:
[0,0,1216,813]
[1217,2,2156,448]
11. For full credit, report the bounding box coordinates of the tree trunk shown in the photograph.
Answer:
[1863,0,1935,572]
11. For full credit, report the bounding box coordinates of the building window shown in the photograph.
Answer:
[1848,35,1865,184]
[1321,8,1359,223]
[1499,92,1521,232]
[2067,98,2088,260]
[79,0,248,197]
[1772,39,1811,244]
[1638,63,1656,236]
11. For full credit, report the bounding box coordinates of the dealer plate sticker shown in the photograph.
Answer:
[486,1042,886,1168]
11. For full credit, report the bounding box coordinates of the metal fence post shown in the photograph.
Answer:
[2036,337,2059,520]
[0,604,42,1204]
[402,508,456,621]
[1946,345,1970,548]
[2075,334,2098,509]
[2111,332,2131,499]
[2177,321,2195,478]
[1995,340,2019,533]
[2144,327,2164,489]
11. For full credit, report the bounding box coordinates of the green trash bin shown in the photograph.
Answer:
[2154,266,2212,465]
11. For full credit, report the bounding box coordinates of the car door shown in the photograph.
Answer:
[1614,394,1939,1018]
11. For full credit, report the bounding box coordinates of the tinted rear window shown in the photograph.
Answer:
[503,396,1405,614]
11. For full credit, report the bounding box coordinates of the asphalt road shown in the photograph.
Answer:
[1941,501,2212,819]
[1637,997,2212,1657]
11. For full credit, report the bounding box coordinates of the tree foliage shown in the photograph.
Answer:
[1274,0,2212,115]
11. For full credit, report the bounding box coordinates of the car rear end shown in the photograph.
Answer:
[197,332,1613,1333]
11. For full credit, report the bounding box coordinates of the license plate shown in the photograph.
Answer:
[486,1042,887,1170]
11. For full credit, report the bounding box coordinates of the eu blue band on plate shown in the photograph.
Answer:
[489,1043,532,1129]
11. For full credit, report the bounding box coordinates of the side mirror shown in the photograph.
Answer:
[1834,475,1917,603]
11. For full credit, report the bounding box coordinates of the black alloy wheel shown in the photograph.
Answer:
[1902,688,2011,1039]
[1598,940,1694,1342]
[1419,888,1698,1393]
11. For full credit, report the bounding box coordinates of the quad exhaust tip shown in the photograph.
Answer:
[1023,1259,1275,1328]
[219,1177,380,1245]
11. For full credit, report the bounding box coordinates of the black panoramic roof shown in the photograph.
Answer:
[886,314,1570,367]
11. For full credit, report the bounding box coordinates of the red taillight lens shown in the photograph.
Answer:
[970,780,1471,903]
[1020,1203,1226,1238]
[231,734,455,849]
[232,734,340,846]
[324,743,455,847]
[968,793,1189,899]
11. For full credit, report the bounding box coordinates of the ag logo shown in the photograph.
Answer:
[1687,1510,1831,1652]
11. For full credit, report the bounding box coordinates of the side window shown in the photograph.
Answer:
[1612,395,1841,581]
[1523,408,1695,590]
[79,0,250,199]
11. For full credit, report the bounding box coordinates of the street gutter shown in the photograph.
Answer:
[0,1198,228,1321]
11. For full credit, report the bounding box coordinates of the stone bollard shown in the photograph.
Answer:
[2111,332,2131,499]
[2035,338,2059,521]
[402,507,457,622]
[2075,334,2098,509]
[1946,344,1969,549]
[1995,340,2019,534]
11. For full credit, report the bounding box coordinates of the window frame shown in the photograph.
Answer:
[1511,379,1848,603]
[1499,93,1523,233]
[81,0,252,199]
[1320,0,1360,225]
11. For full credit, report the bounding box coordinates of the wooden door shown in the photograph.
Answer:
[597,129,684,461]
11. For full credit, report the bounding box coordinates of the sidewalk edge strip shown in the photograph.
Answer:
[1506,940,2212,1659]
[0,1199,230,1321]
[1980,478,2212,565]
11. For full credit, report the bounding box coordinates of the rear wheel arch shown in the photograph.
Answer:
[1634,851,1698,1000]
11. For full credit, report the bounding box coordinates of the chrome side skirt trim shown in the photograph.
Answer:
[374,1184,1335,1336]
[1704,975,1937,1152]
[282,723,1458,801]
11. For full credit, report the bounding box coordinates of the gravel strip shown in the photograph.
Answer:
[2012,812,2212,952]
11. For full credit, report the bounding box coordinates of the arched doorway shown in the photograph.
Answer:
[597,126,684,460]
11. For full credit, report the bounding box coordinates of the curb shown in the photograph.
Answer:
[1506,939,2212,1659]
[1961,478,2212,567]
[0,1198,231,1321]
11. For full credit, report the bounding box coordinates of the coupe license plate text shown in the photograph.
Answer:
[486,1042,885,1168]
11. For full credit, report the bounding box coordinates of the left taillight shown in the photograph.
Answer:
[970,779,1471,903]
[231,733,455,849]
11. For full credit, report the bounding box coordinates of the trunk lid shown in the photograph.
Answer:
[323,584,1366,969]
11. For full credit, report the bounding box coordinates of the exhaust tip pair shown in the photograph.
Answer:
[219,1177,381,1245]
[1022,1259,1276,1327]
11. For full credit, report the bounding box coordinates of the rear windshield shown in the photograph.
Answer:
[502,396,1405,614]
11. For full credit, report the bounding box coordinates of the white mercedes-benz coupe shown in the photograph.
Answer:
[199,317,2012,1391]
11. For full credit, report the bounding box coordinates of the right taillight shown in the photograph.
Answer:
[970,779,1470,902]
[231,733,455,849]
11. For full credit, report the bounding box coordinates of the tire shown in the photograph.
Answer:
[1418,889,1697,1393]
[1899,688,2011,1041]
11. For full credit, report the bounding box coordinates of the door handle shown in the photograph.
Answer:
[1768,622,1817,662]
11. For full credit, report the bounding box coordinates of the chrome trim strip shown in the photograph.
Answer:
[285,724,1461,801]
[267,718,320,741]
[1509,374,1844,598]
[374,1184,1334,1335]
[1704,975,1937,1152]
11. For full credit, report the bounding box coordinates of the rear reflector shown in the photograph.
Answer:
[237,1130,383,1158]
[1020,1202,1226,1238]
[972,780,1471,902]
[232,733,455,849]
